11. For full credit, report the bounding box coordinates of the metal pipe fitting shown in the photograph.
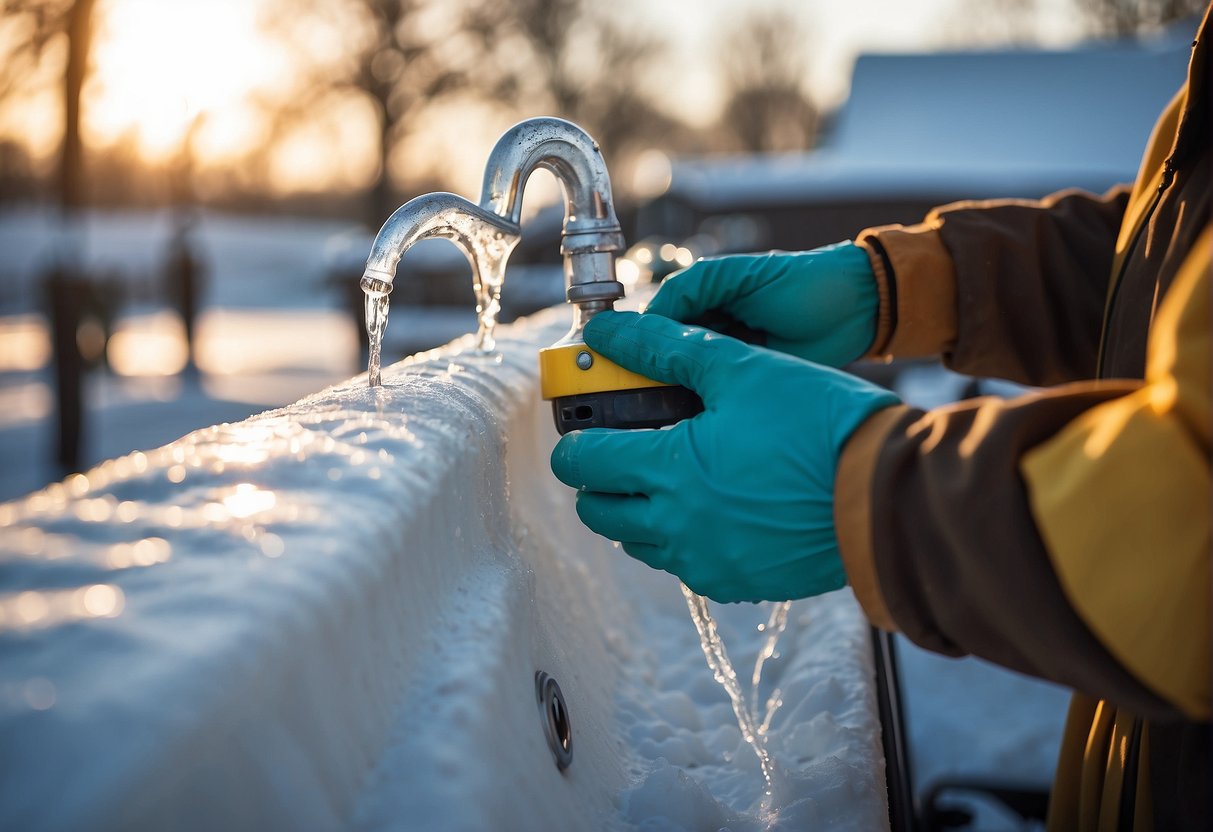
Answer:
[478,118,626,308]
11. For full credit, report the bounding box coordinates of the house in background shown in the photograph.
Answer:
[640,26,1195,253]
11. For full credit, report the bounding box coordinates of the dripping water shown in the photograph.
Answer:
[752,600,791,737]
[680,583,788,807]
[472,234,510,353]
[364,278,391,388]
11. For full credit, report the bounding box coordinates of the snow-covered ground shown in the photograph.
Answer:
[0,208,1071,829]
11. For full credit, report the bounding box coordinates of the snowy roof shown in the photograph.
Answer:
[668,37,1192,209]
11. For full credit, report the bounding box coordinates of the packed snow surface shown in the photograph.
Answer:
[0,302,887,831]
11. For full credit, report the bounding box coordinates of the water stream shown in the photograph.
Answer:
[752,600,792,737]
[364,284,390,388]
[472,248,508,354]
[681,584,792,809]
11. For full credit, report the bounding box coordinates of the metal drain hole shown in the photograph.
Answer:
[535,671,573,771]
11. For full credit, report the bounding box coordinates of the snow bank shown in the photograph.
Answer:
[0,302,887,831]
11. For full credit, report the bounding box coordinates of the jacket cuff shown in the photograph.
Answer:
[834,403,909,631]
[857,223,959,359]
[855,238,895,356]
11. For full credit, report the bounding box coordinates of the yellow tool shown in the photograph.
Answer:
[540,337,703,434]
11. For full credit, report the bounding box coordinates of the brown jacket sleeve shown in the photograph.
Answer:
[836,227,1212,723]
[836,387,1181,721]
[858,186,1131,386]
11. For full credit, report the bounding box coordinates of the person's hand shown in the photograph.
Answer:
[643,241,879,368]
[549,311,899,603]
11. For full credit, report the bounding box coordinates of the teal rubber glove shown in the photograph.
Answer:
[550,311,900,603]
[643,241,879,368]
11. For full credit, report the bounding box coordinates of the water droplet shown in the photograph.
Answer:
[365,290,390,388]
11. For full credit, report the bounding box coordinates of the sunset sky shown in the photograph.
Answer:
[0,0,1090,195]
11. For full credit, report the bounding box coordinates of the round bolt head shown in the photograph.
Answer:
[576,351,593,370]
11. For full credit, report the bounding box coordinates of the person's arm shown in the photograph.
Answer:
[837,225,1212,721]
[857,185,1131,386]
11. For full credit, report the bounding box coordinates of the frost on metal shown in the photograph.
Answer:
[0,304,886,832]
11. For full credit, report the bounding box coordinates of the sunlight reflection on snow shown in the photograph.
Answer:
[0,382,51,428]
[0,315,51,372]
[107,311,189,377]
[0,358,490,649]
[0,398,430,579]
[106,537,172,569]
[221,483,277,519]
[0,584,126,633]
[195,310,356,376]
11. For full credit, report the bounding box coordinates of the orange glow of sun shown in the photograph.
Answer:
[85,0,289,162]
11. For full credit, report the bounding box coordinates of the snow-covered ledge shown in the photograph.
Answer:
[0,302,888,831]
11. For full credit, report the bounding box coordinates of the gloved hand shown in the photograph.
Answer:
[550,311,900,603]
[642,241,879,368]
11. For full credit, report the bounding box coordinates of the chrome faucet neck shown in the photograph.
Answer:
[360,192,521,295]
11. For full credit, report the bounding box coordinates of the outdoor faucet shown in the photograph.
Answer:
[358,118,695,427]
[481,117,699,434]
[478,117,626,337]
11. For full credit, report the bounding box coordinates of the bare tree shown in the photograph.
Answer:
[1074,0,1207,37]
[264,0,482,226]
[1,0,99,473]
[471,0,687,172]
[716,10,818,153]
[0,139,39,200]
[956,0,1206,43]
[60,0,95,214]
[0,0,95,212]
[945,0,1042,45]
[259,0,690,214]
[0,0,73,101]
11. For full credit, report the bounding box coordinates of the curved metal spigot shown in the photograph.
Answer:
[360,192,523,385]
[479,118,626,314]
[358,118,625,388]
[360,192,521,298]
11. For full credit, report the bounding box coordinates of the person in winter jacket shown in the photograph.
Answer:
[551,5,1211,829]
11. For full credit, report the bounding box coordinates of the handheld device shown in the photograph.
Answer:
[541,311,764,435]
